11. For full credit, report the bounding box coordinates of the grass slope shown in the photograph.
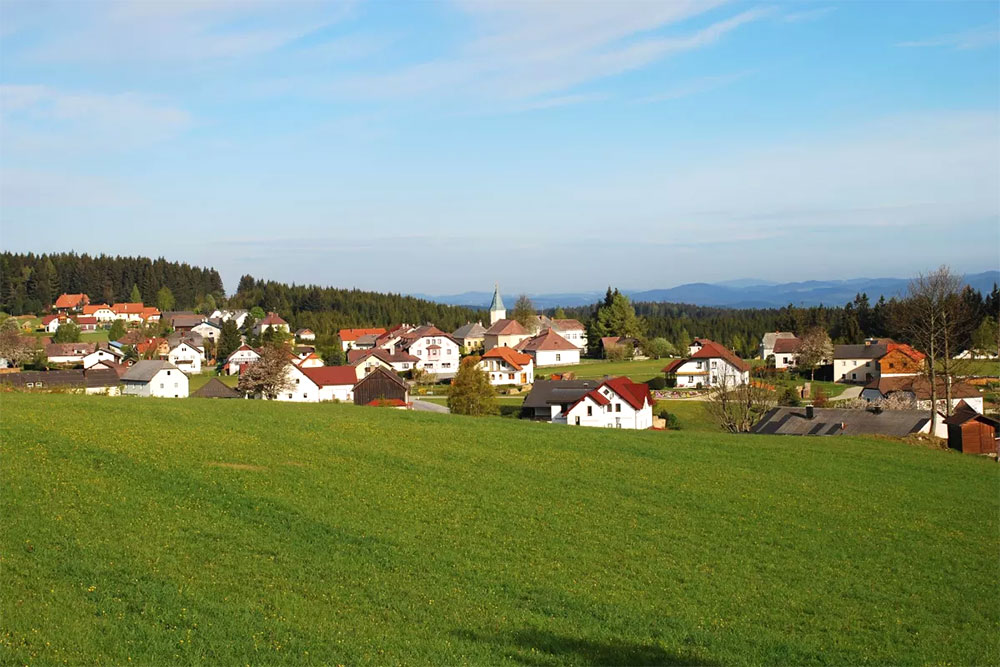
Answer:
[2,394,998,665]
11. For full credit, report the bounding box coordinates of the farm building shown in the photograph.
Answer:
[751,405,946,438]
[943,401,999,455]
[353,366,409,407]
[191,378,241,399]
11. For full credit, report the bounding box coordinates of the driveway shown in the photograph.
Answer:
[412,399,450,413]
[830,385,863,401]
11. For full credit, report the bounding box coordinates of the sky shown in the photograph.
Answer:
[1,0,998,296]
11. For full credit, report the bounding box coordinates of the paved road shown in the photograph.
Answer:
[412,399,450,413]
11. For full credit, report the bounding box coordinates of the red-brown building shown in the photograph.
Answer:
[943,401,999,455]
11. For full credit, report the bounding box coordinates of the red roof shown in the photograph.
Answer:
[603,376,652,411]
[772,337,802,354]
[481,346,533,371]
[885,342,926,362]
[485,319,528,336]
[259,312,287,325]
[73,316,98,325]
[54,293,88,309]
[82,304,111,315]
[517,329,575,352]
[301,365,357,386]
[136,337,167,355]
[662,358,685,374]
[41,314,61,326]
[112,302,145,314]
[689,339,750,372]
[339,327,387,342]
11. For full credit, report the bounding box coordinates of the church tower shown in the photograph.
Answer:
[489,283,506,325]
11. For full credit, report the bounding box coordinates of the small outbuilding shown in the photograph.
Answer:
[943,401,999,455]
[192,377,241,399]
[353,366,409,407]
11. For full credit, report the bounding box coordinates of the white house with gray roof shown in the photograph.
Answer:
[121,360,189,398]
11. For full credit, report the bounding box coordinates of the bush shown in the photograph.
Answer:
[813,386,829,407]
[657,408,680,430]
[780,386,801,407]
[647,376,667,390]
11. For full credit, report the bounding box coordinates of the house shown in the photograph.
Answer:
[452,322,487,353]
[833,339,924,383]
[189,320,222,342]
[353,333,381,350]
[140,307,161,323]
[192,378,242,399]
[298,366,357,402]
[955,349,999,360]
[295,328,316,342]
[537,316,588,350]
[296,352,325,369]
[600,336,642,358]
[353,366,410,408]
[169,313,203,331]
[861,376,984,413]
[166,331,204,351]
[54,293,90,313]
[74,316,99,332]
[348,348,419,376]
[253,312,289,336]
[82,345,123,370]
[135,337,170,359]
[121,360,189,398]
[478,347,534,386]
[111,302,151,322]
[516,329,579,367]
[562,377,654,429]
[522,379,604,420]
[759,332,798,360]
[662,339,750,388]
[488,284,506,325]
[483,319,531,352]
[750,404,946,438]
[45,342,97,365]
[82,303,116,323]
[396,326,461,376]
[771,337,803,370]
[167,342,204,374]
[1,368,120,395]
[224,344,261,375]
[294,345,315,359]
[210,309,249,329]
[339,327,387,351]
[40,314,65,333]
[944,401,999,455]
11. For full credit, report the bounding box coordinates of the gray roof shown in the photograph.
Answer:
[121,360,178,382]
[833,342,888,360]
[453,321,486,339]
[489,284,505,312]
[523,379,603,409]
[0,368,120,389]
[191,377,241,398]
[750,406,930,437]
[167,331,203,347]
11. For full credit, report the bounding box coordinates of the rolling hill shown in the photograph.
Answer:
[2,393,997,664]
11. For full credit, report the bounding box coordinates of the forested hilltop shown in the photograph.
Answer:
[229,275,483,333]
[0,252,224,314]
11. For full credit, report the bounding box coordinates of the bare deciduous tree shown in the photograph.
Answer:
[704,374,777,433]
[237,344,294,399]
[0,318,32,367]
[797,326,832,381]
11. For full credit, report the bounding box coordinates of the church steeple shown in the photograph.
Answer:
[489,283,506,325]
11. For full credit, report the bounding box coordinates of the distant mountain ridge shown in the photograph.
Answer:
[414,271,1000,310]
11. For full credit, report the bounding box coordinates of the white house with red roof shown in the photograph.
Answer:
[40,314,65,333]
[663,339,750,388]
[295,352,325,369]
[82,304,116,323]
[515,328,580,367]
[224,345,261,375]
[253,312,290,336]
[478,347,535,386]
[560,377,654,429]
[348,348,419,376]
[396,326,460,376]
[339,327,388,351]
[300,366,357,402]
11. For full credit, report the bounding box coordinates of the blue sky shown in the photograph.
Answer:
[1,0,998,295]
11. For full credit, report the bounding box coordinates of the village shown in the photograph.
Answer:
[2,284,997,457]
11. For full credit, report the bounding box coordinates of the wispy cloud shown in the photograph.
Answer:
[326,3,770,102]
[897,25,1000,50]
[782,6,835,23]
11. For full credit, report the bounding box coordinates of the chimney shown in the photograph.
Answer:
[805,405,814,419]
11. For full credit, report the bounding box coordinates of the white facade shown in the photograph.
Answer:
[556,328,587,350]
[90,307,116,323]
[533,347,580,367]
[42,318,62,333]
[82,348,122,369]
[168,342,203,374]
[478,357,534,386]
[560,384,653,430]
[123,367,189,398]
[211,309,249,329]
[275,364,320,402]
[671,358,749,388]
[836,358,878,383]
[190,321,221,342]
[774,353,799,370]
[408,335,460,375]
[225,346,260,375]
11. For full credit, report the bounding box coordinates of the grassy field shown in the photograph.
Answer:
[539,358,676,381]
[188,371,239,393]
[2,393,998,665]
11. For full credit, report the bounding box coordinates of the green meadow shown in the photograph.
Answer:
[2,393,997,665]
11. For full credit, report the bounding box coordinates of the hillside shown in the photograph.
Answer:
[2,394,997,665]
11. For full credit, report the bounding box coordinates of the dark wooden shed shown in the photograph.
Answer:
[353,366,409,407]
[943,401,999,455]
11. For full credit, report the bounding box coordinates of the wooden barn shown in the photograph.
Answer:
[353,366,410,408]
[943,401,999,455]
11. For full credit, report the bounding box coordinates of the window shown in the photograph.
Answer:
[295,378,300,385]
[851,373,857,380]
[575,416,580,425]
[587,406,592,416]
[442,363,451,369]
[166,370,171,375]
[288,393,293,399]
[26,382,33,388]
[160,383,164,388]
[615,404,621,412]
[556,354,561,362]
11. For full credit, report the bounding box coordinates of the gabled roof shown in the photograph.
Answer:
[112,302,146,314]
[864,376,980,400]
[603,377,652,411]
[54,293,88,308]
[772,337,803,354]
[834,342,889,360]
[339,327,387,341]
[517,329,576,352]
[884,343,926,362]
[485,319,527,336]
[355,365,408,391]
[225,344,260,364]
[942,401,999,427]
[751,406,932,437]
[121,360,178,382]
[539,316,585,332]
[301,365,357,387]
[295,328,314,335]
[192,377,241,399]
[348,348,418,365]
[82,304,112,315]
[453,321,487,339]
[258,312,287,326]
[566,389,612,414]
[481,346,533,371]
[523,379,603,408]
[41,314,62,325]
[295,352,324,366]
[689,339,750,372]
[45,342,97,357]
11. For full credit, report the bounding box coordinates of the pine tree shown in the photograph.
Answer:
[108,320,127,342]
[129,283,142,303]
[216,320,242,362]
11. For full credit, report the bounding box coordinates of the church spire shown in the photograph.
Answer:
[489,283,506,324]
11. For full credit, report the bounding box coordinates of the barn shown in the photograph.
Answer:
[943,401,999,456]
[353,366,409,408]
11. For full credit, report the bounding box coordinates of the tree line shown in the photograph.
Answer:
[0,252,224,314]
